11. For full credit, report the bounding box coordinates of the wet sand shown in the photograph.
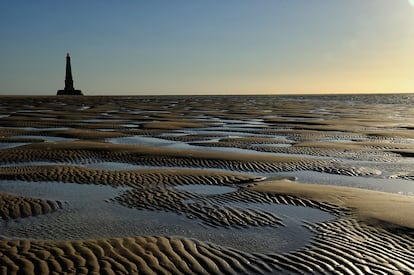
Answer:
[0,95,413,274]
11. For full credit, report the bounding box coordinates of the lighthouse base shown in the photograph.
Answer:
[57,90,83,96]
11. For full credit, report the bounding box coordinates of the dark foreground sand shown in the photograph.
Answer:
[0,95,413,274]
[0,180,414,274]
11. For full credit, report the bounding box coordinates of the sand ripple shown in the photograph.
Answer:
[0,192,61,220]
[0,165,260,187]
[191,140,402,162]
[0,217,413,274]
[0,142,381,177]
[0,236,281,274]
[116,188,284,228]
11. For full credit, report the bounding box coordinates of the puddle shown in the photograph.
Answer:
[0,143,29,150]
[11,135,77,142]
[174,184,238,195]
[0,180,334,254]
[121,124,140,128]
[108,136,177,147]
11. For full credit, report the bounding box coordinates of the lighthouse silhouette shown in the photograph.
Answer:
[57,53,83,95]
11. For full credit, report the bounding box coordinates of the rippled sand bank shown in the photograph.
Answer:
[0,95,413,274]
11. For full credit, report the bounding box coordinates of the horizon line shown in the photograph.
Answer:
[0,90,413,97]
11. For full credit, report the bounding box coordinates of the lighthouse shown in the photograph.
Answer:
[57,53,83,95]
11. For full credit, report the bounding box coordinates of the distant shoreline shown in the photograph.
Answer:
[0,92,414,97]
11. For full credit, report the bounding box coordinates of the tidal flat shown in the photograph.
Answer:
[0,94,413,274]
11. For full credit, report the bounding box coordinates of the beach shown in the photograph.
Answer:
[0,94,413,274]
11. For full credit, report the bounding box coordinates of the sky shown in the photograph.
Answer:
[1,0,414,96]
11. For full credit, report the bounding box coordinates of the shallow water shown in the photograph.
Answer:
[0,180,333,254]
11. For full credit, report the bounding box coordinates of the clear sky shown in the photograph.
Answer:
[1,0,414,95]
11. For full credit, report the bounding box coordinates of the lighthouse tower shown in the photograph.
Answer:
[57,53,83,95]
